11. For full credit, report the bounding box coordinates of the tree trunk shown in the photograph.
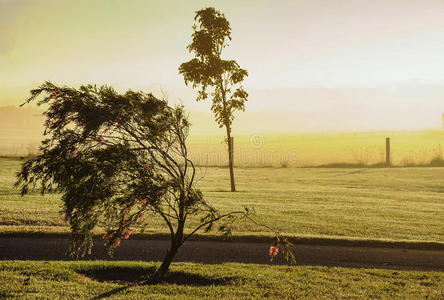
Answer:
[148,219,185,283]
[226,126,236,192]
[219,79,236,193]
[148,243,179,283]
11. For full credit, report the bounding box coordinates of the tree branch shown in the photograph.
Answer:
[182,210,246,244]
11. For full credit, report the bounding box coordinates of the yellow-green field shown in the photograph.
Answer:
[187,130,444,167]
[2,157,444,242]
[3,130,444,167]
[2,154,444,298]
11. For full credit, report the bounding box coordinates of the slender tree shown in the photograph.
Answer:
[179,7,248,192]
[15,82,256,282]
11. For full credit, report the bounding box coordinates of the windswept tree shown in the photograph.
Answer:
[15,82,259,282]
[179,7,248,192]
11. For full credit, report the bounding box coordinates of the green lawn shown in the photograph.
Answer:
[1,261,443,299]
[1,157,444,242]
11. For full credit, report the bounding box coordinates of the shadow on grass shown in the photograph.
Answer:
[83,265,239,299]
[77,264,238,285]
[92,286,131,300]
[160,271,238,286]
[77,266,156,284]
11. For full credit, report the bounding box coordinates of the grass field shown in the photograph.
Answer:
[186,130,444,167]
[1,261,443,299]
[2,157,444,243]
[3,130,444,167]
[2,149,444,298]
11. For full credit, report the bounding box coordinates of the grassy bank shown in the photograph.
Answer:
[1,261,443,299]
[2,157,444,243]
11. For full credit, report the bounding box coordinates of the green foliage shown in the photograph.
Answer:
[179,7,248,130]
[14,82,218,258]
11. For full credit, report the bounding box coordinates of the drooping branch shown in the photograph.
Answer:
[182,210,246,244]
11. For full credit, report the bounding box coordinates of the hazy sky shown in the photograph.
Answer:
[2,0,444,88]
[1,0,444,130]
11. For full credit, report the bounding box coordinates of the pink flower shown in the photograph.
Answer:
[122,231,131,239]
[140,198,147,205]
[269,246,279,258]
[115,239,121,247]
[139,214,144,220]
[51,101,61,110]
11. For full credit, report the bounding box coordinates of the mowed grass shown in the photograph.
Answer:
[1,261,443,299]
[2,157,444,242]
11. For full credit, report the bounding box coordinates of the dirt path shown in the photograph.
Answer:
[1,237,444,271]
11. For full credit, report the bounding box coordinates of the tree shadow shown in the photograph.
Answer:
[92,286,132,300]
[77,266,156,284]
[159,271,239,286]
[209,189,246,193]
[78,265,239,298]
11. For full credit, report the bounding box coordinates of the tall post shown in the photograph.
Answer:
[385,137,391,167]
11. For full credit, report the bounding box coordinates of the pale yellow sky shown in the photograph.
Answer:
[1,0,444,131]
[2,0,444,88]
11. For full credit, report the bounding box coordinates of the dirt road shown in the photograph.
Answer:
[1,237,444,271]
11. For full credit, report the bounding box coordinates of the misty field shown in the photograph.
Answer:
[1,157,444,242]
[3,130,444,167]
[187,130,444,167]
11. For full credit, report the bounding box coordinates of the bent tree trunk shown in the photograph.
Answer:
[149,220,185,283]
[226,126,236,192]
[149,242,179,283]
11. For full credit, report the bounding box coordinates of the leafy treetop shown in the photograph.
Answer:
[179,7,248,129]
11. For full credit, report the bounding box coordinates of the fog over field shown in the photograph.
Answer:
[3,83,444,160]
[2,0,444,136]
[3,83,444,136]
